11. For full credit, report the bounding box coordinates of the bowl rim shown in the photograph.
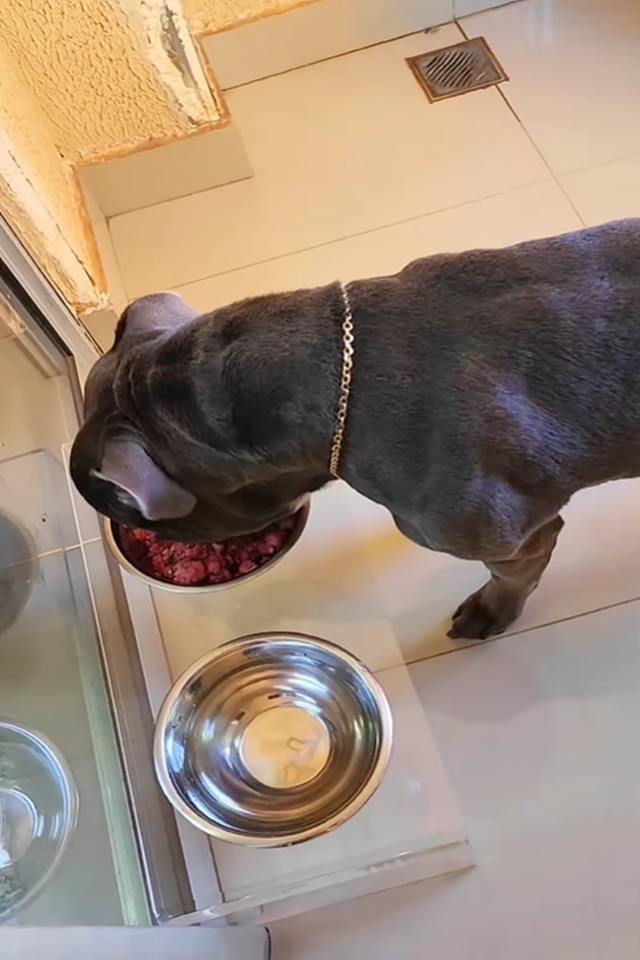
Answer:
[101,500,310,593]
[153,632,394,847]
[0,719,79,921]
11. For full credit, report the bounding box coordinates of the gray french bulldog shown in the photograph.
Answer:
[71,218,640,640]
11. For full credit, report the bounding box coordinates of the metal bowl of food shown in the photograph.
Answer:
[154,633,393,847]
[0,721,78,921]
[102,501,309,594]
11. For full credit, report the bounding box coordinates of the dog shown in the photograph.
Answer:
[71,218,640,640]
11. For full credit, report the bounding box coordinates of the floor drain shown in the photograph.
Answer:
[407,37,507,103]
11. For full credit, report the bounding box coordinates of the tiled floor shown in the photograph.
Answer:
[274,602,640,959]
[106,0,640,953]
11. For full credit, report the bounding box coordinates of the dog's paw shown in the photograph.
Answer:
[447,586,522,641]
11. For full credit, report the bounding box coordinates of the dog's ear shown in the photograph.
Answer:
[93,439,196,520]
[115,292,197,346]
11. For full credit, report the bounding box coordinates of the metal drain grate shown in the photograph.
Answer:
[407,37,507,103]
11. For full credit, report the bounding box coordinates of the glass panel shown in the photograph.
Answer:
[0,284,149,925]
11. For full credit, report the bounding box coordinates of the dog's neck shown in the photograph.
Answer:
[197,277,412,494]
[146,282,347,488]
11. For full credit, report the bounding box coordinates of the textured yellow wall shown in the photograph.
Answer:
[0,0,221,164]
[184,0,318,34]
[0,37,100,309]
[0,0,315,314]
[0,0,224,314]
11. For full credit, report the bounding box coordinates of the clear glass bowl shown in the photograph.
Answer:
[0,721,78,921]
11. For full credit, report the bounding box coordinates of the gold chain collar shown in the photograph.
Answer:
[329,282,355,479]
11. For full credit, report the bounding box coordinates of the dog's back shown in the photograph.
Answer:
[341,219,640,557]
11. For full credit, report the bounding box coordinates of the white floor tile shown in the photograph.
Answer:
[0,449,79,556]
[560,154,640,226]
[454,0,511,14]
[203,0,452,89]
[151,484,407,679]
[110,26,550,298]
[273,601,640,958]
[503,479,640,634]
[0,337,71,463]
[212,664,467,910]
[174,180,580,310]
[465,0,640,175]
[372,477,640,661]
[151,473,640,670]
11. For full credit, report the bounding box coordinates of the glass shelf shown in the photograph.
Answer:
[0,289,149,925]
[145,483,473,925]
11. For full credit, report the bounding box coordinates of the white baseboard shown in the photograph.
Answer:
[79,185,126,346]
[79,125,254,314]
[201,0,513,90]
[79,124,253,219]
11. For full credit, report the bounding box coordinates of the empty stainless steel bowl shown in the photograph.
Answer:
[103,501,309,594]
[154,633,393,846]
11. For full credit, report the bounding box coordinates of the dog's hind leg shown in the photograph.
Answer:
[447,515,564,641]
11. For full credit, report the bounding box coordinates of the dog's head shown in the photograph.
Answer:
[71,291,333,541]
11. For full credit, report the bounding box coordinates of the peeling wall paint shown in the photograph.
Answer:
[121,0,224,129]
[184,0,319,34]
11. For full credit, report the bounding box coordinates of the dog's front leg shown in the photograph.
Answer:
[448,515,564,641]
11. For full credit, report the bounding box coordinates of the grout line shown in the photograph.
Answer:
[37,545,70,561]
[552,146,640,182]
[1,538,101,571]
[149,588,177,697]
[106,213,136,305]
[403,594,640,668]
[219,22,454,92]
[34,537,102,562]
[65,537,102,551]
[107,22,462,238]
[496,85,586,227]
[453,0,523,20]
[455,19,586,227]
[169,177,550,296]
[104,172,254,223]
